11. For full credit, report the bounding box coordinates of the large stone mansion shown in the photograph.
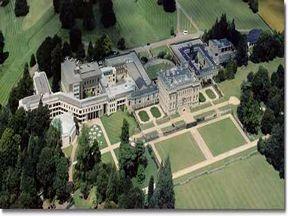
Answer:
[19,37,236,122]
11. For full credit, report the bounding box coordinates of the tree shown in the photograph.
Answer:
[76,43,86,61]
[162,0,176,12]
[0,128,20,168]
[86,41,94,62]
[29,54,36,67]
[53,156,69,202]
[271,64,284,90]
[0,0,10,7]
[53,0,61,13]
[252,66,271,103]
[154,157,175,208]
[0,105,11,138]
[106,170,119,203]
[69,27,82,53]
[120,119,129,144]
[118,187,144,209]
[36,36,54,77]
[147,175,154,207]
[100,0,116,28]
[257,123,284,178]
[14,0,29,17]
[261,108,275,135]
[96,164,109,203]
[51,44,62,92]
[83,4,95,31]
[235,34,248,66]
[225,59,237,80]
[249,0,258,13]
[60,0,75,29]
[0,31,9,65]
[237,94,262,134]
[117,38,126,50]
[62,42,72,59]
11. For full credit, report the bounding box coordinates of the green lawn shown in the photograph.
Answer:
[101,110,139,144]
[73,187,97,209]
[150,106,162,118]
[150,45,172,58]
[178,0,270,31]
[174,153,284,209]
[259,0,284,32]
[155,132,205,172]
[138,110,150,122]
[62,145,73,158]
[198,117,246,156]
[217,58,284,102]
[0,0,60,105]
[199,92,206,103]
[205,89,216,99]
[178,9,197,33]
[146,62,174,80]
[101,152,115,166]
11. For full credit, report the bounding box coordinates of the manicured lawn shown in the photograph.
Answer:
[205,89,216,99]
[140,121,155,130]
[150,45,172,58]
[73,187,97,209]
[155,132,205,172]
[138,110,150,122]
[198,117,246,156]
[62,145,73,158]
[101,152,115,166]
[0,0,60,105]
[178,0,270,31]
[199,92,206,103]
[259,0,284,32]
[101,110,139,144]
[190,102,212,113]
[178,9,197,33]
[174,153,284,209]
[146,62,174,80]
[218,58,284,102]
[150,106,162,118]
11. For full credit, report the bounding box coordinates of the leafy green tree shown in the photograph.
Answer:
[261,108,275,135]
[147,175,154,206]
[225,59,237,80]
[60,0,75,29]
[96,164,109,203]
[0,31,9,64]
[51,44,62,92]
[271,64,284,90]
[235,34,248,66]
[154,157,175,208]
[0,105,11,138]
[14,0,29,17]
[252,66,271,103]
[106,170,119,203]
[120,119,129,144]
[118,187,144,209]
[53,156,69,202]
[117,38,126,50]
[162,0,176,12]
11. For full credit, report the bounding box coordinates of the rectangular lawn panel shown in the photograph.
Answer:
[138,110,150,122]
[155,132,205,172]
[101,152,115,166]
[146,62,174,80]
[174,153,284,209]
[198,118,246,156]
[205,89,216,99]
[150,106,162,118]
[101,111,139,144]
[178,0,270,31]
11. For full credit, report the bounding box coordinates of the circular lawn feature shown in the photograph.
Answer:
[205,89,217,99]
[150,106,162,118]
[138,110,150,122]
[199,92,206,103]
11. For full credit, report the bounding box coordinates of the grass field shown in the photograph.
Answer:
[174,153,284,209]
[205,89,216,99]
[178,9,197,34]
[178,0,270,31]
[217,58,284,102]
[259,0,284,32]
[150,106,161,118]
[0,0,60,105]
[101,110,139,144]
[101,152,115,166]
[155,132,205,172]
[146,62,174,80]
[138,110,150,122]
[198,117,246,156]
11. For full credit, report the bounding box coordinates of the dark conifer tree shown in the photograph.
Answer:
[29,54,36,67]
[53,0,61,13]
[14,0,29,17]
[0,31,9,65]
[51,44,62,92]
[62,42,72,59]
[162,0,176,12]
[83,4,95,31]
[69,27,82,52]
[60,0,75,29]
